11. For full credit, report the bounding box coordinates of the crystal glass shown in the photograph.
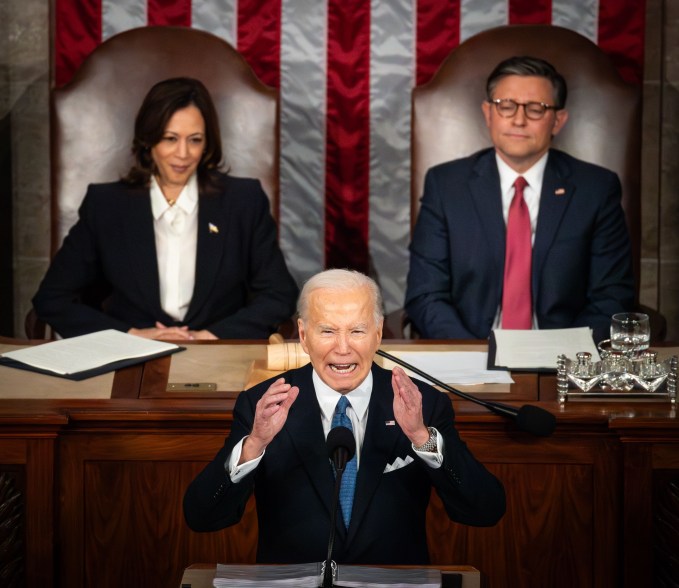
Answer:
[566,352,601,392]
[600,350,635,391]
[610,312,650,358]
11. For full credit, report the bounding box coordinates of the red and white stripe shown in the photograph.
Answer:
[54,0,646,311]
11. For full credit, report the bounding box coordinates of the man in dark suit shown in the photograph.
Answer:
[183,269,505,564]
[405,56,634,343]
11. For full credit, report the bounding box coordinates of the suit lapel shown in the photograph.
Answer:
[282,365,338,526]
[123,186,164,315]
[346,365,401,542]
[469,152,506,273]
[185,192,226,322]
[533,152,573,287]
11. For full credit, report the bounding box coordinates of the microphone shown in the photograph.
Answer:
[327,426,356,472]
[322,427,356,588]
[376,349,556,437]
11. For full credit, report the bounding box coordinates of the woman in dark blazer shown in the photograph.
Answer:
[33,77,298,340]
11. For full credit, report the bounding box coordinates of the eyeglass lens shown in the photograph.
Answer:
[494,99,550,120]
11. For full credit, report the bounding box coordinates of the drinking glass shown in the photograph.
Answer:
[610,312,650,357]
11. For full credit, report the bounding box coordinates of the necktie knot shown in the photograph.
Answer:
[335,395,350,416]
[332,396,353,430]
[514,176,528,193]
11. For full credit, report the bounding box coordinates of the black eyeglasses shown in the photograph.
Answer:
[488,98,559,120]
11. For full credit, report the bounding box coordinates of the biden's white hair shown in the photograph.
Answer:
[297,269,384,326]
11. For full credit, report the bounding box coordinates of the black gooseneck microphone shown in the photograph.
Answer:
[376,348,556,437]
[322,426,356,588]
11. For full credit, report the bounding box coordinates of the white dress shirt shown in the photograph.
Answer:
[150,174,198,321]
[227,369,444,482]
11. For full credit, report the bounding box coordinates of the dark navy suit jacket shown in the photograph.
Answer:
[405,148,635,342]
[183,363,505,565]
[33,173,298,339]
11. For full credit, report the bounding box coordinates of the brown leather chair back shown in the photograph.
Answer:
[411,25,641,280]
[52,26,278,252]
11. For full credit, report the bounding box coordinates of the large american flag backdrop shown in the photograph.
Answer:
[54,0,645,311]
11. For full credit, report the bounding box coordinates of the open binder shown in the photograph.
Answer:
[0,329,184,381]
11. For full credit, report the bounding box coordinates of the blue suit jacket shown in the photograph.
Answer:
[33,173,299,339]
[183,363,505,565]
[405,148,635,342]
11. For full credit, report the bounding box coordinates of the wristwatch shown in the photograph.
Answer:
[413,427,438,452]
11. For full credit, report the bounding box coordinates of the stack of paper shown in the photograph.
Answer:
[213,563,319,587]
[213,563,441,587]
[492,327,599,370]
[380,351,514,385]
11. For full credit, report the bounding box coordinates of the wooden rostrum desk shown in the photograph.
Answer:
[0,338,677,588]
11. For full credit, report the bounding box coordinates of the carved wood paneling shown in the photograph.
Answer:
[428,463,594,588]
[60,432,256,587]
[653,472,679,587]
[81,460,257,587]
[0,469,25,588]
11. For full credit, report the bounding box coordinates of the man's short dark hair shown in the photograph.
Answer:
[486,56,568,109]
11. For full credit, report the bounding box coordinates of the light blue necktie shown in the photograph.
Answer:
[331,395,357,529]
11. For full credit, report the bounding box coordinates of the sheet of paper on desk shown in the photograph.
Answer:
[383,351,514,385]
[492,327,599,370]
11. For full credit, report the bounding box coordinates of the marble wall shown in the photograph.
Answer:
[1,0,678,341]
[641,0,679,341]
[2,0,50,339]
[657,1,679,339]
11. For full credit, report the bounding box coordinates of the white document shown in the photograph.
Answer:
[0,329,181,375]
[381,351,514,385]
[492,327,599,370]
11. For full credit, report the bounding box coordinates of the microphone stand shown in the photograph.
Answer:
[376,348,556,436]
[322,467,344,587]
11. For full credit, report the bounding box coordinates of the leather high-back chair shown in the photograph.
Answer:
[26,26,279,339]
[53,26,278,250]
[392,24,666,340]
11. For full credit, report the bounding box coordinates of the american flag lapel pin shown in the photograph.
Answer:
[209,222,219,234]
[385,420,396,426]
[555,188,566,195]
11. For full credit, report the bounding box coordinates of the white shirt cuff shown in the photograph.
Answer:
[412,428,444,468]
[226,436,264,482]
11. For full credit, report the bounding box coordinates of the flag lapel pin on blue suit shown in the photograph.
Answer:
[385,420,396,426]
[209,223,219,234]
[555,188,566,195]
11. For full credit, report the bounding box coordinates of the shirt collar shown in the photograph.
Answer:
[313,369,373,423]
[495,151,548,196]
[150,173,199,219]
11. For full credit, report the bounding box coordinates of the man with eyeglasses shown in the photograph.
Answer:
[405,56,634,343]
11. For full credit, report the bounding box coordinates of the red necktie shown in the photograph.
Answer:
[502,176,532,329]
